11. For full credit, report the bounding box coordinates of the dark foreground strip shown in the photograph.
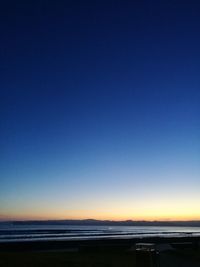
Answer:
[0,236,199,252]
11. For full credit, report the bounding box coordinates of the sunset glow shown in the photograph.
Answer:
[1,1,199,222]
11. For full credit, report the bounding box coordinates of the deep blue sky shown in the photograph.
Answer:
[0,0,200,220]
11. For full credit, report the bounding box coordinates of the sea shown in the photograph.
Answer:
[1,224,200,242]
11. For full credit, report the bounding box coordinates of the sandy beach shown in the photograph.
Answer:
[1,236,200,266]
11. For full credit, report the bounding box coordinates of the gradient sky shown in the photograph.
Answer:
[0,0,200,221]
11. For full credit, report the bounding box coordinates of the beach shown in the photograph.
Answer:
[1,236,200,266]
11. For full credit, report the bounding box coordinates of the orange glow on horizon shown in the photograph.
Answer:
[1,197,200,221]
[1,211,200,222]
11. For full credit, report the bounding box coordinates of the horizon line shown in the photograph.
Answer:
[1,218,200,223]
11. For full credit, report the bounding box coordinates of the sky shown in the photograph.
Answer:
[0,0,200,221]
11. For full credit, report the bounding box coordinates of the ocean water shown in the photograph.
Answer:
[1,224,200,242]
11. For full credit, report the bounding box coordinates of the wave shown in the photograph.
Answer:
[1,225,200,242]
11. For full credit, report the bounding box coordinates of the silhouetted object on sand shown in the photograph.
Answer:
[136,243,160,267]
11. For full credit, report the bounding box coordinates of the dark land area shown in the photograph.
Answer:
[1,236,200,267]
[0,250,136,267]
[1,246,200,267]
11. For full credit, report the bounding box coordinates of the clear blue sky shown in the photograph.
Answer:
[0,0,200,220]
